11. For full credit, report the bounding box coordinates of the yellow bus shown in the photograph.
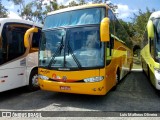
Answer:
[25,4,133,95]
[141,11,160,90]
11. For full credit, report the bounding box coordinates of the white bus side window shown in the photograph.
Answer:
[1,24,30,63]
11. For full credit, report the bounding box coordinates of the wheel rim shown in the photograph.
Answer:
[32,74,39,87]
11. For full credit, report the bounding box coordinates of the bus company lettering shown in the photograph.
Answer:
[40,70,50,74]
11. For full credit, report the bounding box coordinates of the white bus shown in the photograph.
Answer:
[0,18,42,92]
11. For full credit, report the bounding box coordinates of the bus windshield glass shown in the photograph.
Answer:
[44,7,105,29]
[39,26,104,69]
[154,19,160,57]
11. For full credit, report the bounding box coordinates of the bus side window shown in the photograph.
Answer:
[8,27,26,60]
[1,24,29,63]
[106,35,114,65]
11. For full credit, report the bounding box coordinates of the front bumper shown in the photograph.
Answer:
[38,79,107,95]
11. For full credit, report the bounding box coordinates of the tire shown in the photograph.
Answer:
[129,63,132,72]
[116,69,120,84]
[28,70,39,91]
[112,69,120,91]
[147,66,151,81]
[141,62,145,73]
[141,56,145,73]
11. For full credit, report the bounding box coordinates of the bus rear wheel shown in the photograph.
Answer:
[116,69,120,83]
[28,70,39,91]
[147,66,151,81]
[112,69,120,91]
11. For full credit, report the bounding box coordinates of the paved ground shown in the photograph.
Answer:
[0,71,160,119]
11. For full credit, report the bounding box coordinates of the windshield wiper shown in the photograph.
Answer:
[67,41,82,69]
[47,37,64,68]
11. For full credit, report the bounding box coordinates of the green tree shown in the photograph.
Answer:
[59,4,67,9]
[68,1,78,7]
[106,0,118,12]
[0,0,8,17]
[33,0,43,22]
[92,0,102,3]
[119,19,135,38]
[118,8,154,48]
[91,0,117,12]
[79,0,86,5]
[8,0,25,15]
[58,0,86,9]
[130,8,154,46]
[8,0,45,22]
[44,0,58,13]
[66,0,86,7]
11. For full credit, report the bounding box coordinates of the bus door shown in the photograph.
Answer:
[0,24,29,91]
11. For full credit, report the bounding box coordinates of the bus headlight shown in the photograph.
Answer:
[154,68,160,80]
[38,74,49,80]
[84,76,104,83]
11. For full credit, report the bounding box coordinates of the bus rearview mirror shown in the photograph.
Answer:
[147,20,154,39]
[24,27,38,48]
[100,17,110,42]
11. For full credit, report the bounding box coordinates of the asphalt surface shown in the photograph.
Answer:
[0,71,160,118]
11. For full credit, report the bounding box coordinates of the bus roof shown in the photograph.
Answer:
[0,18,43,28]
[48,4,109,16]
[149,11,160,19]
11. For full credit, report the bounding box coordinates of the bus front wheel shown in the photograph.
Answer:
[28,70,39,91]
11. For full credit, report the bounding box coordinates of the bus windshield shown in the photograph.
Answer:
[39,26,104,69]
[44,7,105,29]
[154,19,160,57]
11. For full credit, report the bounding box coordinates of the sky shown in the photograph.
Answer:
[1,0,160,22]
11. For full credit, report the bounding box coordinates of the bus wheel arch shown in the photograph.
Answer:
[28,67,39,91]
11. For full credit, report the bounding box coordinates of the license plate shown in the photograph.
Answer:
[60,86,71,90]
